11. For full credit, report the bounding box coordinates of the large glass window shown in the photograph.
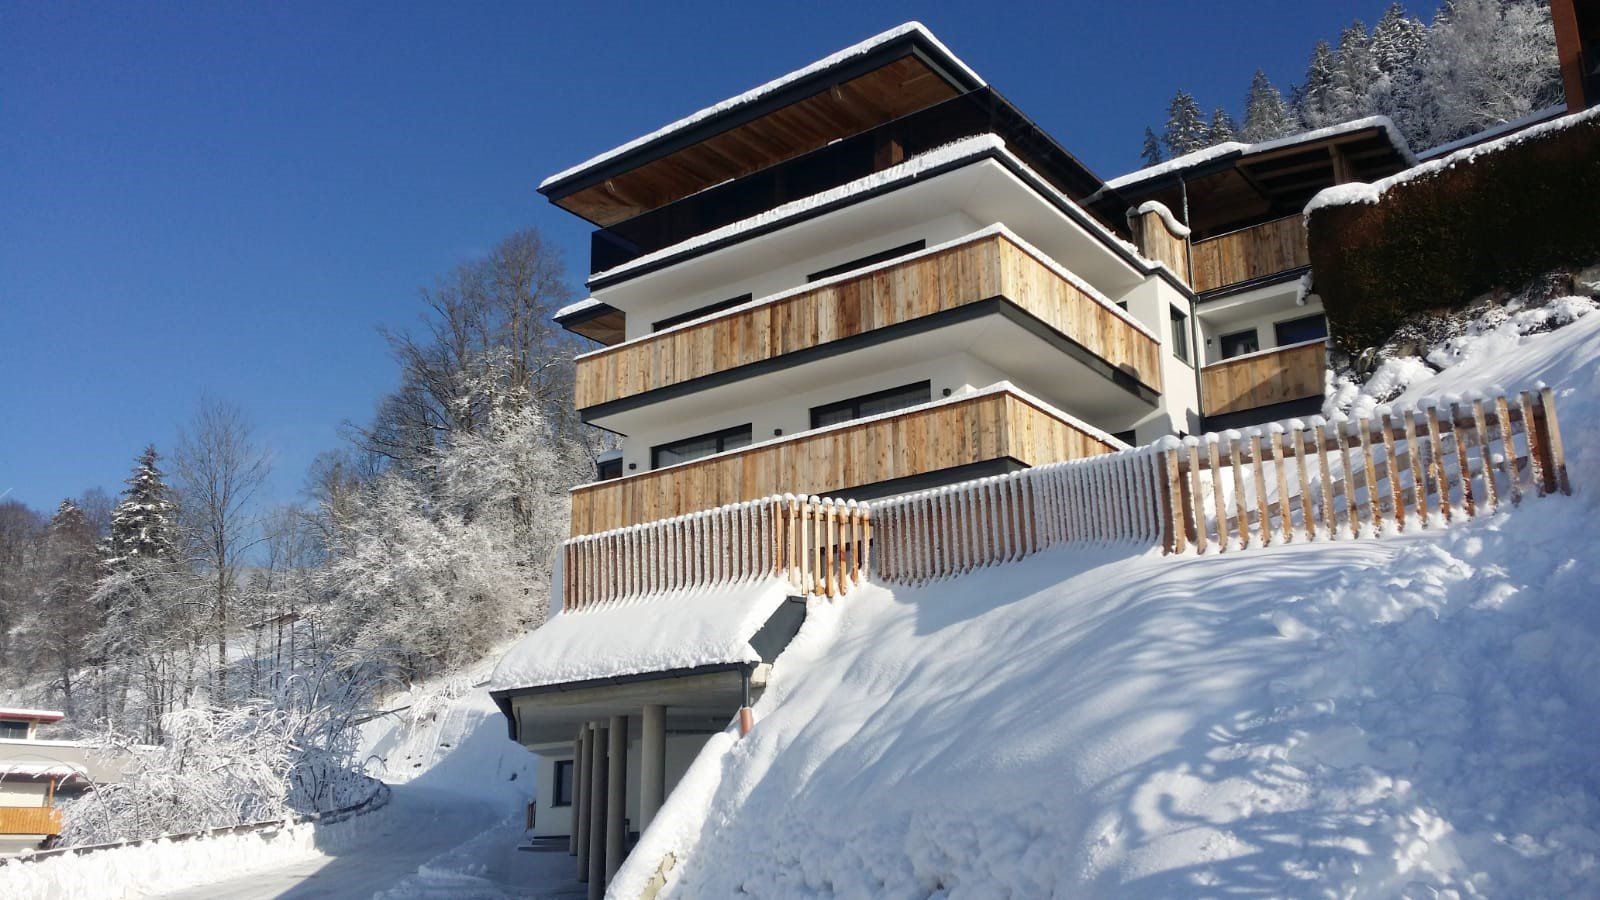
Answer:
[1219,328,1260,359]
[810,381,932,429]
[552,759,574,807]
[651,425,753,469]
[1170,306,1191,365]
[653,294,752,331]
[1275,313,1329,346]
[0,721,28,739]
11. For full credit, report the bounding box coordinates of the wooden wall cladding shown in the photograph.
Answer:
[1190,215,1310,293]
[1200,341,1327,416]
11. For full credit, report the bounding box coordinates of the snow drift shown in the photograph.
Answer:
[618,312,1600,897]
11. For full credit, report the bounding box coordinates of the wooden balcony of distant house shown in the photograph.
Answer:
[1190,215,1311,295]
[568,386,1122,537]
[0,805,63,838]
[572,229,1162,417]
[1201,339,1328,420]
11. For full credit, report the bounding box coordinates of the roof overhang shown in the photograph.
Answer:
[539,23,986,226]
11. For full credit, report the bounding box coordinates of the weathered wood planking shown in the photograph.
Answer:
[1200,341,1327,416]
[1128,206,1190,286]
[1189,215,1310,293]
[569,390,1117,536]
[574,232,1162,410]
[0,805,63,836]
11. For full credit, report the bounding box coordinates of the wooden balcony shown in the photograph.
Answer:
[569,387,1118,536]
[0,805,62,836]
[1190,215,1310,293]
[574,230,1162,414]
[1200,340,1327,417]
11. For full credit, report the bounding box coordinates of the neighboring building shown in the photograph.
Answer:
[0,708,121,855]
[491,23,1424,896]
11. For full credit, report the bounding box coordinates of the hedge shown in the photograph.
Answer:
[1306,111,1600,351]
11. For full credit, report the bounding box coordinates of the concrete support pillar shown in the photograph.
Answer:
[569,732,584,856]
[605,714,629,885]
[586,722,608,898]
[575,726,591,873]
[640,704,666,833]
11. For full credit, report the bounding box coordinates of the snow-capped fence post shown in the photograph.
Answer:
[1539,386,1571,496]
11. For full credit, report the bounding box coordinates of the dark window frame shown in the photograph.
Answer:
[552,758,574,807]
[1219,327,1260,360]
[806,240,926,282]
[1274,313,1329,347]
[651,424,754,470]
[652,293,754,332]
[1170,306,1192,365]
[809,381,932,430]
[0,721,28,739]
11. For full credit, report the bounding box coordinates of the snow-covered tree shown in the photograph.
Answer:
[1139,127,1163,167]
[1163,90,1208,157]
[1206,106,1238,145]
[33,500,100,713]
[1241,70,1297,142]
[1412,0,1562,145]
[1331,20,1377,120]
[1297,41,1340,129]
[106,446,179,570]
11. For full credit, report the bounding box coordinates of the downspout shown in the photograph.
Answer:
[1181,175,1204,434]
[738,665,754,736]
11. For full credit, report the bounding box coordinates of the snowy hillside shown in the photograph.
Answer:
[618,304,1600,897]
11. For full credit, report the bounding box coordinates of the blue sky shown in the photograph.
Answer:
[1,0,1411,510]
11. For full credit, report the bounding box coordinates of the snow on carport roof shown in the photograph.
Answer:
[489,577,795,693]
[537,22,985,192]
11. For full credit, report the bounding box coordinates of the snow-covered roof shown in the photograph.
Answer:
[588,133,1151,288]
[539,23,984,192]
[1418,105,1568,160]
[0,762,87,780]
[553,297,603,320]
[488,578,796,692]
[1305,106,1600,215]
[1106,117,1415,192]
[0,707,64,722]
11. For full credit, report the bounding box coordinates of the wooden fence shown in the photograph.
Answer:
[1156,386,1571,553]
[871,447,1166,585]
[563,494,872,609]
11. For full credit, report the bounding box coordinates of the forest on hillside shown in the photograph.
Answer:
[1140,0,1564,165]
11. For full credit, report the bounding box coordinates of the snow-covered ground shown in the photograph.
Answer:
[619,309,1600,897]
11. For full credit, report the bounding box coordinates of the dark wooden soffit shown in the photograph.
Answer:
[547,55,966,226]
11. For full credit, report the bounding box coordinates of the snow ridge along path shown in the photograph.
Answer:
[619,311,1600,898]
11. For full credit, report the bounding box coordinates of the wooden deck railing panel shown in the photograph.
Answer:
[1190,215,1310,293]
[1201,340,1327,416]
[574,231,1161,410]
[569,390,1118,536]
[0,806,62,836]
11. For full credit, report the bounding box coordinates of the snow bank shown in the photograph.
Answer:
[1306,106,1600,214]
[539,22,984,190]
[488,577,795,692]
[634,311,1600,897]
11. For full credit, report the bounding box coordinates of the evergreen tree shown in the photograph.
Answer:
[1371,3,1426,78]
[1162,90,1208,157]
[1240,70,1296,141]
[1139,128,1164,167]
[107,445,180,569]
[1205,107,1238,145]
[1413,0,1562,146]
[1331,20,1376,120]
[1297,41,1340,129]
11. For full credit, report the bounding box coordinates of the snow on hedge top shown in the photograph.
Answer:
[488,578,793,691]
[1106,116,1413,191]
[1306,106,1600,215]
[539,22,984,192]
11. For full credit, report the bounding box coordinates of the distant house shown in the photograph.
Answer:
[0,708,123,855]
[487,21,1510,897]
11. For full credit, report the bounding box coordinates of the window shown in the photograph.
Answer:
[810,381,932,429]
[1170,306,1191,365]
[1219,328,1260,359]
[595,455,622,481]
[0,721,27,740]
[806,240,926,282]
[1275,313,1329,346]
[651,424,753,469]
[552,759,574,807]
[653,294,753,332]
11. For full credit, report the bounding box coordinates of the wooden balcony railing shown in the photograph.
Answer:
[569,386,1119,536]
[1201,340,1327,417]
[574,228,1162,412]
[0,805,62,836]
[1190,215,1310,293]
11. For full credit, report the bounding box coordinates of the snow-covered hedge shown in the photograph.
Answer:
[1305,107,1600,350]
